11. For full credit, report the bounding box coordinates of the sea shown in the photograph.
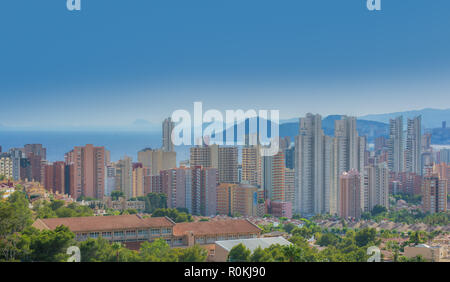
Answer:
[0,130,191,164]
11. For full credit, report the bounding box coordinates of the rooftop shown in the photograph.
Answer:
[173,219,261,237]
[216,236,292,252]
[32,215,175,232]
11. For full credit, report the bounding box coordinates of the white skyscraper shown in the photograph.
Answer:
[388,116,404,173]
[331,116,366,214]
[405,116,422,175]
[294,114,332,216]
[363,162,389,212]
[162,117,175,152]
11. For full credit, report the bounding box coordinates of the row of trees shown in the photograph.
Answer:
[33,199,94,219]
[151,208,193,223]
[362,206,449,226]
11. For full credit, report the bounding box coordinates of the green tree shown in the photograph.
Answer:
[176,244,208,262]
[139,239,177,262]
[316,232,340,247]
[250,246,273,262]
[354,228,377,247]
[283,223,296,234]
[228,243,251,262]
[111,190,125,201]
[19,225,75,262]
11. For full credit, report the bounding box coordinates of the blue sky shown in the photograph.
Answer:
[1,0,450,127]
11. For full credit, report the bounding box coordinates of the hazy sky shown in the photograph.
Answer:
[1,0,450,127]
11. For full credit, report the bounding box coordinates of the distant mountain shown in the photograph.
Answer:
[360,108,450,129]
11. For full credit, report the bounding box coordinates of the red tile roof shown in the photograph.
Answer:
[173,219,261,237]
[32,215,174,232]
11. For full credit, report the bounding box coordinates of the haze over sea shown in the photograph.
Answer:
[0,130,190,164]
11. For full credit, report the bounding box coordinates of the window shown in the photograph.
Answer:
[126,230,136,237]
[138,230,148,236]
[89,232,99,238]
[151,228,160,235]
[161,228,171,234]
[102,232,112,238]
[114,231,124,237]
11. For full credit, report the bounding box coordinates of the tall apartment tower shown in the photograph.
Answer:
[104,165,116,197]
[388,116,404,173]
[0,153,13,180]
[284,168,295,207]
[24,144,47,183]
[190,144,237,184]
[138,148,176,176]
[191,166,217,216]
[422,174,447,213]
[216,183,258,217]
[339,170,361,219]
[115,156,133,199]
[160,167,193,212]
[42,161,65,194]
[218,147,238,184]
[405,116,422,175]
[9,148,24,181]
[65,144,105,200]
[162,117,175,152]
[132,162,147,198]
[294,114,332,216]
[242,145,261,186]
[363,162,389,212]
[331,116,366,213]
[190,145,214,168]
[262,151,286,202]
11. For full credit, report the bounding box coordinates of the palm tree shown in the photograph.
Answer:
[111,242,122,262]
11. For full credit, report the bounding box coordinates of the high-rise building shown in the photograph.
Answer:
[115,156,133,199]
[388,116,404,173]
[422,132,431,151]
[216,183,258,217]
[190,145,237,184]
[24,144,46,160]
[218,147,238,184]
[437,149,450,164]
[190,146,213,168]
[422,174,447,213]
[363,162,389,212]
[23,144,47,183]
[132,163,147,198]
[433,163,449,181]
[192,166,217,216]
[105,165,116,197]
[405,116,422,175]
[284,168,295,208]
[262,151,286,203]
[0,153,13,179]
[158,166,217,216]
[162,117,175,152]
[138,148,176,176]
[339,170,361,219]
[295,114,332,216]
[42,161,65,194]
[8,148,24,181]
[331,116,366,213]
[242,145,261,186]
[65,144,106,200]
[160,167,193,211]
[284,146,295,170]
